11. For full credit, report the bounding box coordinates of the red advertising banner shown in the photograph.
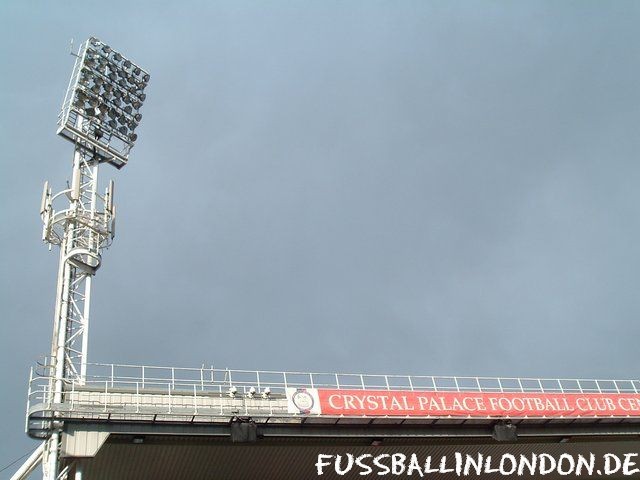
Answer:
[313,389,640,417]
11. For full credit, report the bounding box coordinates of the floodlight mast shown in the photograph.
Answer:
[35,37,149,480]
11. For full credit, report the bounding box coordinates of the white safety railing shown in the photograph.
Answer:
[35,361,640,393]
[25,360,640,438]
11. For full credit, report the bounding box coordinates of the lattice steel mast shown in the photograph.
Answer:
[34,37,150,480]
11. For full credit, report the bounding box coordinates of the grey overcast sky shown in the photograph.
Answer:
[1,0,639,474]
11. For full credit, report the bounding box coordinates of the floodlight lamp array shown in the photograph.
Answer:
[57,37,150,168]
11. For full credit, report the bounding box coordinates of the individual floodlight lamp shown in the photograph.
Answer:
[57,36,150,168]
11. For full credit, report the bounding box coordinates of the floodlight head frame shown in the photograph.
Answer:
[57,37,150,169]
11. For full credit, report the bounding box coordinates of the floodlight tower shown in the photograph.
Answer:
[39,37,149,480]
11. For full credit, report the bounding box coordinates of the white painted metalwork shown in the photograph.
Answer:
[24,36,150,480]
[57,37,149,168]
[25,360,640,439]
[9,443,44,480]
[42,143,112,391]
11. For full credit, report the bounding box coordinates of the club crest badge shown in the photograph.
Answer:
[286,387,321,414]
[292,388,314,413]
